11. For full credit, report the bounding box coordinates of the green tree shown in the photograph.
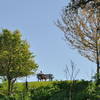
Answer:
[57,0,100,85]
[0,29,38,95]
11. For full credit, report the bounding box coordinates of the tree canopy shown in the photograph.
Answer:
[0,29,38,94]
[66,0,100,12]
[57,0,100,84]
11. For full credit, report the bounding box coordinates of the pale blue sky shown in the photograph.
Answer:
[0,0,96,81]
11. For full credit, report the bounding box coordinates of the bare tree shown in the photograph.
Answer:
[64,60,80,100]
[57,0,100,85]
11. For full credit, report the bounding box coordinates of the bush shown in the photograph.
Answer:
[30,85,60,100]
[84,82,100,100]
[0,93,7,100]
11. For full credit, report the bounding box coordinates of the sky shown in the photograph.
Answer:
[0,0,96,82]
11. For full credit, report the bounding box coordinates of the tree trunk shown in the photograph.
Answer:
[25,76,28,91]
[96,2,100,86]
[96,29,100,85]
[8,79,11,95]
[11,78,16,93]
[96,49,100,85]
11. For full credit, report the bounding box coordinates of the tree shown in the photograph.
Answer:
[0,29,38,95]
[57,0,100,84]
[64,60,80,100]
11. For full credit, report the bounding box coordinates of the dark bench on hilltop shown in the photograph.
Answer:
[37,74,54,81]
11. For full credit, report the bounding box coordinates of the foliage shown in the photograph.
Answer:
[30,85,60,100]
[0,81,90,100]
[0,93,8,100]
[84,82,100,100]
[0,29,38,95]
[66,0,99,13]
[57,0,100,84]
[49,90,67,100]
[51,80,89,100]
[57,0,100,63]
[92,73,100,82]
[0,79,99,100]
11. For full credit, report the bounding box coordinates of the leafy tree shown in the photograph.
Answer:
[0,29,38,95]
[57,0,100,84]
